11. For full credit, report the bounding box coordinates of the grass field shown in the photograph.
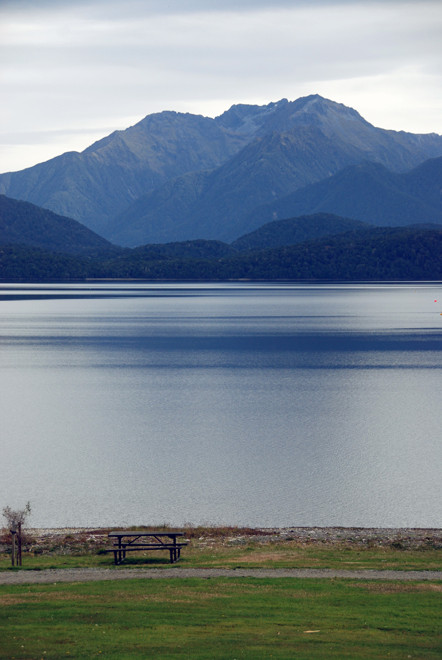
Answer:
[1,577,441,659]
[1,528,440,658]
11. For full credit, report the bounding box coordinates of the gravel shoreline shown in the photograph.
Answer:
[24,526,442,549]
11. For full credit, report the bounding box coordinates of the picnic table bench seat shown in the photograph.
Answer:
[106,531,188,565]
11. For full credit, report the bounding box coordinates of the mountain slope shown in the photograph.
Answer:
[216,95,442,168]
[0,194,116,255]
[108,97,442,245]
[0,112,246,234]
[108,125,368,245]
[244,157,442,229]
[1,95,442,244]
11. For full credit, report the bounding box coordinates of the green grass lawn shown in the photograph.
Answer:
[0,577,441,659]
[1,541,441,572]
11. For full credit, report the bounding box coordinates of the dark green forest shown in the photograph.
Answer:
[1,226,442,282]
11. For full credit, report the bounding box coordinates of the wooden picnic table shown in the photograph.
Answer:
[107,531,187,565]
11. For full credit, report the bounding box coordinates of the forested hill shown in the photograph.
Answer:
[0,194,116,256]
[1,224,441,282]
[231,213,370,251]
[219,226,442,281]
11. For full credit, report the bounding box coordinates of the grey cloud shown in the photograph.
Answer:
[0,126,117,145]
[1,0,438,14]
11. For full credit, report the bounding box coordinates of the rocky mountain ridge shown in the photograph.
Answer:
[1,95,441,246]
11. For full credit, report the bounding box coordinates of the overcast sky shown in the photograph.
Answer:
[1,0,441,173]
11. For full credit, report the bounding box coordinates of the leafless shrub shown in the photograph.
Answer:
[2,502,31,530]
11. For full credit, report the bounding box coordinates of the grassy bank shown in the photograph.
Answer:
[1,543,442,572]
[1,526,441,572]
[1,577,441,659]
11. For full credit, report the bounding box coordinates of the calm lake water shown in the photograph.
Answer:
[1,282,441,529]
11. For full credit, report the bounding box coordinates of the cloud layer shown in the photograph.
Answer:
[1,0,441,172]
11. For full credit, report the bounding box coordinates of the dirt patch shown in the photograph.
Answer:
[0,590,101,606]
[351,582,442,593]
[224,551,295,563]
[109,587,232,603]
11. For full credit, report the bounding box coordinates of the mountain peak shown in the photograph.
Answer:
[295,94,367,122]
[215,98,289,136]
[215,94,372,141]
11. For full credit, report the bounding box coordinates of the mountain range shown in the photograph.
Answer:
[1,94,442,247]
[1,193,441,282]
[0,194,364,258]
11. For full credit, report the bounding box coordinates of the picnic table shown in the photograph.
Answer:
[107,531,187,565]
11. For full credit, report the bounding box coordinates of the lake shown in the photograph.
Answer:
[1,282,441,529]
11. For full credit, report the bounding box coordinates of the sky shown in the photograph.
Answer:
[1,0,441,173]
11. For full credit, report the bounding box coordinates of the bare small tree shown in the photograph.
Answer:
[2,502,31,566]
[2,502,31,529]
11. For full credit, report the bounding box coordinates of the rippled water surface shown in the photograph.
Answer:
[1,282,441,528]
